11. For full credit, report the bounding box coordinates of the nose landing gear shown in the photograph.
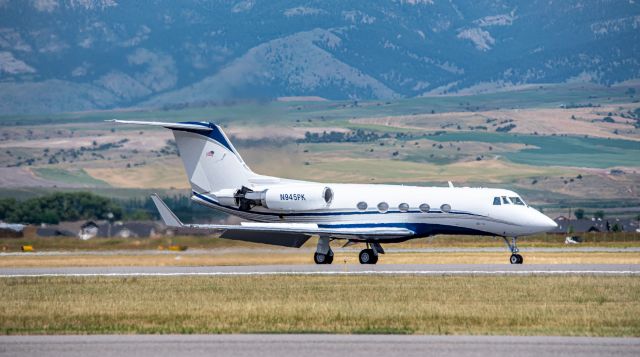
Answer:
[509,253,523,264]
[503,236,524,264]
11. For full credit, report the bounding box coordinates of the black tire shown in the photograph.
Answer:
[314,252,327,264]
[359,249,370,264]
[325,250,334,264]
[516,254,524,264]
[359,249,376,264]
[510,254,519,264]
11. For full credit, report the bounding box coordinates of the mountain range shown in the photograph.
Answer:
[0,0,638,114]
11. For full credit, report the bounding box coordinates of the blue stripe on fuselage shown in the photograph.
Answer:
[315,222,496,238]
[192,191,486,218]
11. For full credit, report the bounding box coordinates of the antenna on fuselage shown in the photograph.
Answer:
[448,181,454,188]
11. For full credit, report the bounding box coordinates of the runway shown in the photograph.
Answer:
[1,335,638,357]
[1,264,639,277]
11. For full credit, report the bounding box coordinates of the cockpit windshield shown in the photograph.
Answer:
[493,195,527,206]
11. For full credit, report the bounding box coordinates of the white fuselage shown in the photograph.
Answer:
[192,182,557,240]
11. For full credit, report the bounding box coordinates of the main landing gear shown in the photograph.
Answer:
[314,237,384,265]
[314,250,334,264]
[503,236,524,264]
[314,235,333,265]
[359,242,384,265]
[358,249,377,264]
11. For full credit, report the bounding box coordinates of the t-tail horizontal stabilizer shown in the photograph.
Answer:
[107,119,214,132]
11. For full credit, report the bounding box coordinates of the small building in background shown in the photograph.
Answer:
[96,221,158,239]
[79,221,100,240]
[553,217,639,233]
[36,226,75,237]
[0,222,25,238]
[36,220,162,239]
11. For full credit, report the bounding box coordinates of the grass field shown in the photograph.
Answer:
[1,82,636,127]
[1,233,639,267]
[33,167,110,187]
[0,275,638,335]
[425,132,640,168]
[2,251,639,267]
[2,233,640,252]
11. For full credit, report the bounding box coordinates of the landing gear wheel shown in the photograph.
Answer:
[325,250,334,264]
[314,250,334,265]
[359,249,378,264]
[510,254,523,264]
[314,253,327,264]
[503,237,523,265]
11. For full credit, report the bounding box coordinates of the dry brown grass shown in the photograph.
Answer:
[2,251,639,268]
[1,275,638,335]
[352,105,640,141]
[85,158,189,189]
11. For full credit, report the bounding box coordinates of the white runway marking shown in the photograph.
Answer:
[2,270,640,278]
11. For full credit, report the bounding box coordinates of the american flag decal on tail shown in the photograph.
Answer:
[206,150,215,157]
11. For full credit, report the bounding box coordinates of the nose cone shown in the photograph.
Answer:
[534,211,558,232]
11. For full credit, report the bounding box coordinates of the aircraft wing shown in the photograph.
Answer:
[151,194,414,248]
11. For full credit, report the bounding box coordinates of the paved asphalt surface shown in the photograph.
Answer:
[1,335,639,357]
[1,264,639,277]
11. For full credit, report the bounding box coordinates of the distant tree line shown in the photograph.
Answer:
[0,192,224,225]
[7,139,129,167]
[118,194,222,223]
[0,192,123,224]
[298,130,420,144]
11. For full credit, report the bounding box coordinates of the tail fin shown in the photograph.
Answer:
[109,120,256,193]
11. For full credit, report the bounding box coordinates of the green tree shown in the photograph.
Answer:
[594,210,605,219]
[574,208,585,220]
[0,192,122,224]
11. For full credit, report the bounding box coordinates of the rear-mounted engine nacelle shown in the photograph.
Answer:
[214,185,333,212]
[263,185,333,211]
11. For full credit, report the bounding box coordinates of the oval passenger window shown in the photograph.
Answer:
[398,203,409,212]
[377,202,389,213]
[440,204,451,213]
[419,203,430,213]
[323,187,333,204]
[357,201,368,211]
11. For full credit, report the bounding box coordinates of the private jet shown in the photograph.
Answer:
[110,120,557,264]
